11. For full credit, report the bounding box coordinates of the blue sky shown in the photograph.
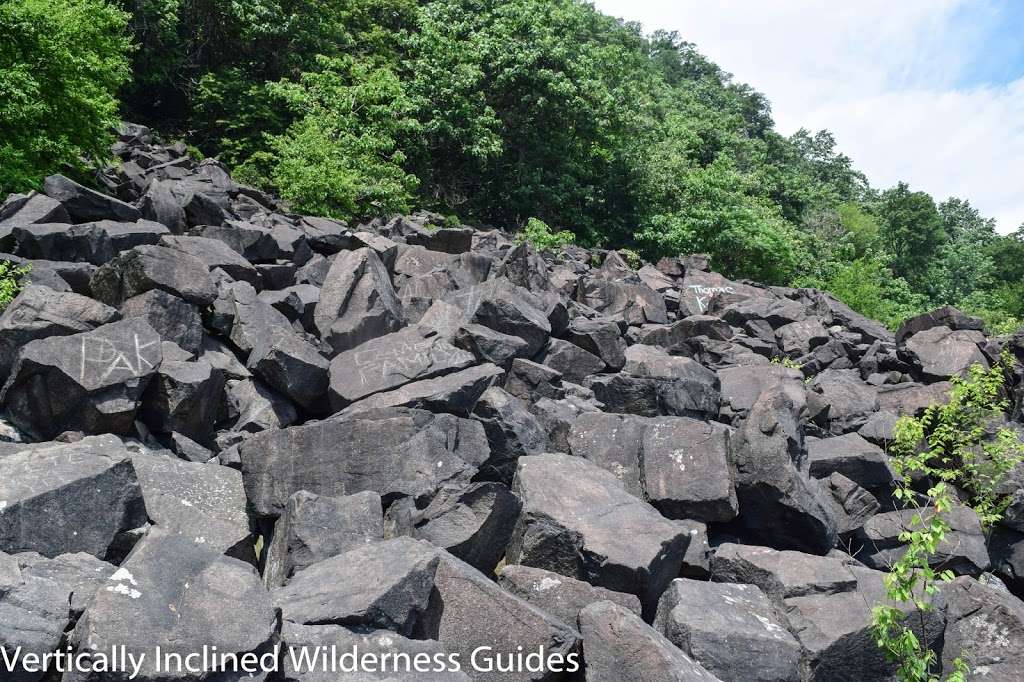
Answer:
[592,0,1024,232]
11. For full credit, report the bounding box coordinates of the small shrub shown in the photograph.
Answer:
[516,218,575,252]
[770,356,802,370]
[0,260,30,309]
[443,214,461,228]
[618,248,641,270]
[872,352,1023,681]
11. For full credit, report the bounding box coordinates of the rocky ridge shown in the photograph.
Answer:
[1,124,1023,680]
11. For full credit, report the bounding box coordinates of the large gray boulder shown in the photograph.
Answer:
[903,325,989,381]
[12,550,117,618]
[783,565,945,681]
[939,575,1024,680]
[0,436,147,560]
[710,543,857,604]
[470,386,550,484]
[237,408,488,520]
[507,453,691,617]
[417,549,582,682]
[90,244,217,307]
[328,326,475,408]
[315,247,405,356]
[341,363,503,418]
[160,234,261,286]
[568,412,737,523]
[6,219,167,265]
[140,358,225,444]
[273,537,440,635]
[43,174,141,223]
[578,600,721,681]
[119,289,203,354]
[654,579,801,682]
[807,432,894,500]
[129,451,252,556]
[68,528,277,682]
[385,481,520,575]
[731,381,839,553]
[852,505,990,576]
[0,284,119,380]
[264,490,384,587]
[0,551,74,682]
[1,318,162,439]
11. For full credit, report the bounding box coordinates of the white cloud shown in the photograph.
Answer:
[592,0,1024,232]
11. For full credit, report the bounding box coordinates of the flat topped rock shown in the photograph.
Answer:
[711,543,857,604]
[507,452,691,617]
[238,408,488,519]
[0,435,146,560]
[329,326,475,408]
[654,578,801,682]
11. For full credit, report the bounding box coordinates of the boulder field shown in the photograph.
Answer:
[1,124,1024,681]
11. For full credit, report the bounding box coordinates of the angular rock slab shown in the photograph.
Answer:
[315,247,405,356]
[654,579,801,682]
[940,575,1024,680]
[68,528,277,682]
[731,381,838,554]
[130,451,252,556]
[507,453,691,617]
[578,600,721,681]
[341,363,503,418]
[264,490,384,587]
[238,408,488,519]
[328,326,475,408]
[0,436,147,560]
[386,482,520,575]
[710,543,857,604]
[0,550,73,682]
[90,244,217,307]
[1,318,162,439]
[13,550,117,618]
[497,564,642,627]
[417,549,582,682]
[568,412,738,523]
[273,537,440,635]
[0,284,119,381]
[783,565,945,682]
[903,325,988,381]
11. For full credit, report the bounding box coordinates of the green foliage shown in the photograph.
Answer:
[265,56,420,220]
[878,182,946,290]
[802,257,926,330]
[618,249,641,270]
[516,218,575,252]
[770,356,802,370]
[0,261,30,310]
[95,0,1024,329]
[872,354,1023,680]
[0,0,132,194]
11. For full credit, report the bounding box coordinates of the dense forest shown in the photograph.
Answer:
[2,0,1022,330]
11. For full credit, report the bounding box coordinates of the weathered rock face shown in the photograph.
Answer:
[654,579,801,682]
[578,600,721,681]
[238,408,488,519]
[2,134,1022,682]
[68,528,277,682]
[0,436,147,560]
[507,453,692,617]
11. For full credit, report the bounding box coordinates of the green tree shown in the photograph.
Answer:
[265,56,420,220]
[878,182,947,288]
[0,0,132,194]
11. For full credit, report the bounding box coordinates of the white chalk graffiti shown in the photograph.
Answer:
[686,284,735,313]
[80,333,158,382]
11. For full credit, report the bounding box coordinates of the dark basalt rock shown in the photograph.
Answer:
[5,131,1022,682]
